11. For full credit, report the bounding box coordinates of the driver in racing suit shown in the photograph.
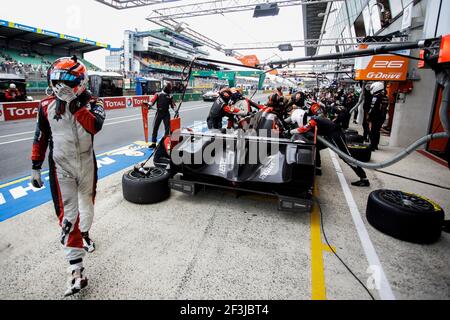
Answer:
[288,103,370,187]
[30,56,106,297]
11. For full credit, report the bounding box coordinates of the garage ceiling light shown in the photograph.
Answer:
[253,3,280,18]
[278,43,293,51]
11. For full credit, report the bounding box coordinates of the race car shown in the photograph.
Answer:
[202,90,219,102]
[122,106,318,212]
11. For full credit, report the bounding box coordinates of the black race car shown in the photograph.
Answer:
[123,108,318,212]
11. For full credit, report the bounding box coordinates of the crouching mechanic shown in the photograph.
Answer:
[288,103,370,187]
[30,56,106,297]
[207,88,252,129]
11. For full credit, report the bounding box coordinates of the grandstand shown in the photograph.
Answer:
[0,19,107,93]
[106,28,244,92]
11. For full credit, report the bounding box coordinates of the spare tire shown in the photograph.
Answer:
[122,167,171,204]
[348,143,372,162]
[367,190,445,244]
[345,134,365,143]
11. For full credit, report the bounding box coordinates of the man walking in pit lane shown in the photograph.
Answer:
[288,102,370,187]
[148,82,177,148]
[30,56,106,296]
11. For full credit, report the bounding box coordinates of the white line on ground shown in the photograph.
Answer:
[328,149,395,300]
[0,137,34,146]
[0,131,35,139]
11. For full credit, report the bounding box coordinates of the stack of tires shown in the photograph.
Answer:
[344,129,364,143]
[344,130,372,162]
[367,190,446,244]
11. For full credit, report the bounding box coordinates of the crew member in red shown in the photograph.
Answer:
[289,103,370,187]
[148,82,176,148]
[30,56,106,297]
[5,83,21,102]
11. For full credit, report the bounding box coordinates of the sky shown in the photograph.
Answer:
[1,0,308,69]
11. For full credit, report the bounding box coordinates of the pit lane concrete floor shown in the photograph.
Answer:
[0,133,449,300]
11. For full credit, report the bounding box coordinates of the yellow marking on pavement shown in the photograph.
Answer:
[310,182,334,300]
[322,244,336,253]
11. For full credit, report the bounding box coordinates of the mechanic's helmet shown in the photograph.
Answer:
[9,83,16,89]
[267,93,285,112]
[219,87,232,102]
[309,102,322,116]
[229,87,242,102]
[48,55,88,100]
[370,81,384,95]
[163,82,173,94]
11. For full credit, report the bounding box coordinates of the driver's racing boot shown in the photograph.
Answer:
[64,268,88,297]
[351,178,370,187]
[81,232,95,253]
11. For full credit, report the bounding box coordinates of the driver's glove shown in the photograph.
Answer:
[31,169,44,189]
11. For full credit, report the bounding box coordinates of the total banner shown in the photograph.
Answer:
[354,44,410,81]
[1,101,40,121]
[0,95,153,122]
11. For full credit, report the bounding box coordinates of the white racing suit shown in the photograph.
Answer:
[31,92,105,272]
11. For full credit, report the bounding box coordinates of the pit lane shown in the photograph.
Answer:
[0,95,449,300]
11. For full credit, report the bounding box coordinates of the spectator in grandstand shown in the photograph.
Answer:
[5,83,21,102]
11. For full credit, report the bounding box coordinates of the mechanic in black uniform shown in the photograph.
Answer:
[288,103,370,187]
[368,82,389,151]
[148,83,176,148]
[285,90,306,112]
[362,83,373,142]
[207,88,251,129]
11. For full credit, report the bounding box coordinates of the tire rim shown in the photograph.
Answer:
[130,167,165,179]
[380,190,434,212]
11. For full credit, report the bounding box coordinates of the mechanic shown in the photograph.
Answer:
[226,88,263,128]
[288,103,370,187]
[285,90,306,112]
[362,83,373,142]
[368,82,389,151]
[207,87,251,129]
[5,83,20,102]
[30,56,106,297]
[148,82,176,148]
[276,86,284,97]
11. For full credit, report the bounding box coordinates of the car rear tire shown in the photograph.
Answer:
[122,167,171,204]
[367,190,445,244]
[348,143,372,162]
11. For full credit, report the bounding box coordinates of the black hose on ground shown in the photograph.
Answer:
[317,132,449,170]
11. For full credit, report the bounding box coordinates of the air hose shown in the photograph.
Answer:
[317,131,449,170]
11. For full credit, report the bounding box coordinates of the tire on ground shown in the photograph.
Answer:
[367,190,445,244]
[348,143,372,162]
[122,167,171,204]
